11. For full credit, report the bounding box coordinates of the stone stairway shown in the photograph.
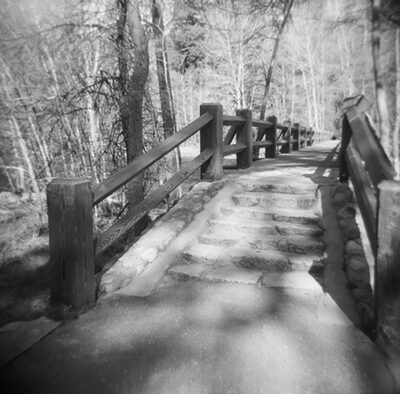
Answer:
[167,178,327,293]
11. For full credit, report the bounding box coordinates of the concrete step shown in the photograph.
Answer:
[198,232,325,255]
[168,264,323,292]
[208,218,323,237]
[238,181,317,195]
[182,244,325,272]
[221,206,321,225]
[232,192,317,210]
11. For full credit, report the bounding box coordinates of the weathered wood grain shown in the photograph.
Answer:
[252,119,273,128]
[346,142,377,251]
[47,179,95,309]
[292,123,300,151]
[277,123,288,131]
[265,116,277,158]
[223,143,246,156]
[222,115,246,126]
[236,109,252,168]
[200,104,223,181]
[346,108,395,187]
[224,126,237,145]
[281,123,292,153]
[95,149,214,255]
[93,112,213,205]
[252,140,274,148]
[340,115,352,182]
[376,180,400,358]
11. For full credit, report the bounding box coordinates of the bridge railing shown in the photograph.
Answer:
[47,103,322,309]
[339,96,400,353]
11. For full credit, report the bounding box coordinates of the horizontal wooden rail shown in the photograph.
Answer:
[224,126,237,145]
[345,106,395,187]
[340,95,400,362]
[345,141,377,251]
[252,140,274,148]
[252,119,273,128]
[95,148,213,254]
[93,112,213,205]
[277,123,288,131]
[222,115,246,126]
[223,143,246,156]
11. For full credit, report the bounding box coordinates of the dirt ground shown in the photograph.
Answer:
[0,192,50,326]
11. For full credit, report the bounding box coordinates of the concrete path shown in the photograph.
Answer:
[0,142,396,394]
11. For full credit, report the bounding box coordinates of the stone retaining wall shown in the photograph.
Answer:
[331,183,374,329]
[99,181,225,295]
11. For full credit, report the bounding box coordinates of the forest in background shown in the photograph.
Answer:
[0,0,399,209]
[0,0,399,326]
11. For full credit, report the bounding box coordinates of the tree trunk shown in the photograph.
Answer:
[152,0,181,201]
[371,0,392,156]
[125,0,149,231]
[259,0,294,120]
[393,27,400,177]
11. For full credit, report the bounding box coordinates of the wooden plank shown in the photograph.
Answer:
[95,149,214,255]
[281,123,292,153]
[292,123,300,150]
[346,108,395,187]
[224,126,237,145]
[252,119,273,128]
[376,180,400,358]
[346,142,377,252]
[307,128,314,146]
[299,127,306,147]
[47,179,95,309]
[340,115,352,182]
[236,109,252,168]
[252,140,273,148]
[93,112,213,205]
[200,104,223,181]
[222,115,246,126]
[252,125,267,160]
[265,116,277,158]
[223,143,246,156]
[277,123,288,131]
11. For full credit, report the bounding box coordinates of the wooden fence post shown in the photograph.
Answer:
[236,108,252,168]
[339,115,352,182]
[300,125,306,148]
[265,115,277,158]
[376,181,400,355]
[200,103,223,180]
[292,123,299,151]
[281,123,292,154]
[252,127,265,160]
[47,179,95,309]
[307,127,313,146]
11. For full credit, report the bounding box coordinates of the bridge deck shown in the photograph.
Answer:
[0,141,395,393]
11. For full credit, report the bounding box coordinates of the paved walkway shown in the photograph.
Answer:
[0,142,396,394]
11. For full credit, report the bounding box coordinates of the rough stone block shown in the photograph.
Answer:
[345,240,365,258]
[347,256,370,288]
[337,205,356,220]
[352,287,373,304]
[339,218,360,240]
[333,191,352,208]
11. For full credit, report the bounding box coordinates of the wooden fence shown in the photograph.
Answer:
[339,96,400,356]
[47,103,322,309]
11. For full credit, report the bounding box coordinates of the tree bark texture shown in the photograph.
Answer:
[125,0,149,213]
[152,0,181,201]
[371,0,392,157]
[259,0,294,120]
